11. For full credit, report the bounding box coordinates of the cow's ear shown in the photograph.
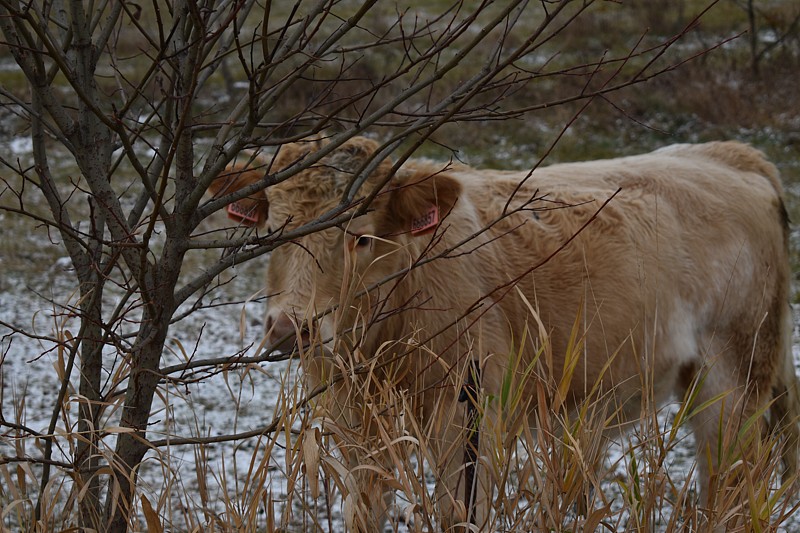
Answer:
[386,169,461,236]
[209,164,269,227]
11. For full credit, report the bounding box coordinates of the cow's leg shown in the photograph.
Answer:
[683,362,740,506]
[341,407,399,531]
[302,353,394,532]
[682,351,771,510]
[767,303,800,484]
[769,345,800,484]
[341,449,394,532]
[425,387,495,532]
[429,391,470,530]
[328,408,397,532]
[432,354,520,532]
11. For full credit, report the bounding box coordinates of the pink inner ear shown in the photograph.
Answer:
[227,201,260,226]
[410,205,439,234]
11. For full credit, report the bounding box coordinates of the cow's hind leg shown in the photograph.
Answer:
[770,368,800,484]
[683,362,751,507]
[767,303,800,484]
[684,335,778,512]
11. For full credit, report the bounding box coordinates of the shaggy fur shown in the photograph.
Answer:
[210,136,799,531]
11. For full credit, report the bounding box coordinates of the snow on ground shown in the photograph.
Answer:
[0,260,301,530]
[1,138,798,532]
[3,254,800,531]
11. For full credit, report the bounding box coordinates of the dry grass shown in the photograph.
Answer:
[3,262,799,533]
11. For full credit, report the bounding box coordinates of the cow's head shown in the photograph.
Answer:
[209,136,461,354]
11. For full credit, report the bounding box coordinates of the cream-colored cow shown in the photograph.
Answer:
[210,137,799,531]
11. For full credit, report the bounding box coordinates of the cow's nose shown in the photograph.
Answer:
[265,312,310,352]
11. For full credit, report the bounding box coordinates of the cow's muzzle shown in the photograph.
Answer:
[265,312,311,353]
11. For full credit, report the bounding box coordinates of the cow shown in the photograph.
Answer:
[209,136,800,531]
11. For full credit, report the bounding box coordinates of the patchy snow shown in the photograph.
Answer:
[3,257,800,531]
[7,136,33,155]
[0,261,303,529]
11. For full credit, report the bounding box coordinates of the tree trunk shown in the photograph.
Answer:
[103,239,183,531]
[76,281,105,527]
[103,296,174,531]
[747,0,760,77]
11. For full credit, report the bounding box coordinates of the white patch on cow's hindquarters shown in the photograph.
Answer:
[632,298,700,408]
[664,298,700,371]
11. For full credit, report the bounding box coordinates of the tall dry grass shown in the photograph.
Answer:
[2,283,800,532]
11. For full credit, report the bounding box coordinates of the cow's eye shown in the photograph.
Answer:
[355,235,371,248]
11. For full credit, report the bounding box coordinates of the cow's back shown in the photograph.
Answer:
[452,141,789,406]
